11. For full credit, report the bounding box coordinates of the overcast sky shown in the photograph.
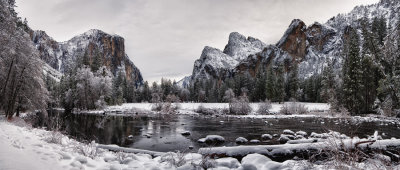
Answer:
[16,0,379,82]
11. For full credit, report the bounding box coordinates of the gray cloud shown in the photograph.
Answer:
[16,0,379,82]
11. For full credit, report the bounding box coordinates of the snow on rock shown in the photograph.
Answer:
[295,131,308,137]
[279,135,291,144]
[223,32,266,61]
[192,46,238,80]
[204,135,225,143]
[215,157,241,169]
[261,134,273,140]
[235,137,248,144]
[197,138,206,143]
[249,139,261,143]
[283,129,295,135]
[192,32,266,80]
[241,153,285,170]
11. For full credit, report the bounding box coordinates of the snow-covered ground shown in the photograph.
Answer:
[1,117,399,170]
[0,117,306,170]
[106,102,330,114]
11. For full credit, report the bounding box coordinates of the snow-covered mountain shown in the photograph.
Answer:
[190,32,267,81]
[185,0,400,83]
[29,29,143,85]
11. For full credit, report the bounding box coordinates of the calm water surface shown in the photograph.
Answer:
[62,114,400,152]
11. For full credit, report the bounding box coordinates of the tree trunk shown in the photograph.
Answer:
[7,66,26,119]
[1,57,14,107]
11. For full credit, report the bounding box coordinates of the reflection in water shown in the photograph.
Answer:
[58,113,400,152]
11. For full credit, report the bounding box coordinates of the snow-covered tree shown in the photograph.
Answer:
[321,59,338,108]
[342,27,363,115]
[223,88,235,102]
[0,0,48,118]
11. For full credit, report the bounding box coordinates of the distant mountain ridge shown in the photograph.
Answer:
[182,0,400,85]
[29,29,143,85]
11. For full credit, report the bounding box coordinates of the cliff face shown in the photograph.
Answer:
[276,19,307,61]
[190,32,266,81]
[184,0,400,84]
[29,29,143,85]
[236,19,340,78]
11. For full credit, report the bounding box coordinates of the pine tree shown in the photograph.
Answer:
[265,67,275,101]
[252,71,266,102]
[287,64,299,100]
[112,71,124,105]
[141,81,151,102]
[91,49,102,72]
[275,66,285,103]
[343,28,363,115]
[321,59,336,104]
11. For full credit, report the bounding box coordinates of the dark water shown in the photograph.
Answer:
[60,113,400,152]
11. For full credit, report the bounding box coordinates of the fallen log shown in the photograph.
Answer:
[97,144,165,157]
[198,139,400,162]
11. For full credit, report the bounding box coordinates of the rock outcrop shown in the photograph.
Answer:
[29,29,143,85]
[181,0,400,84]
[190,32,266,81]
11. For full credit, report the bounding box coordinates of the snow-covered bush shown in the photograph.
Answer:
[95,96,107,110]
[257,99,272,115]
[223,88,235,102]
[46,131,64,144]
[74,141,98,159]
[329,106,350,117]
[196,105,220,115]
[279,101,308,115]
[152,94,180,114]
[380,96,394,117]
[161,94,180,114]
[161,152,187,167]
[229,94,252,115]
[151,93,162,111]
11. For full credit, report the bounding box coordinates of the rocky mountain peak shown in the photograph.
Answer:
[223,32,266,61]
[30,29,143,86]
[192,46,238,80]
[276,19,307,60]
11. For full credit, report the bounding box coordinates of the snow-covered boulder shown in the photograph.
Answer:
[215,157,240,169]
[261,134,273,140]
[283,129,295,136]
[250,139,261,143]
[205,135,225,143]
[241,153,284,170]
[199,135,225,144]
[235,137,248,144]
[295,131,308,137]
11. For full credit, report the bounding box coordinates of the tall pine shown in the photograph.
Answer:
[342,28,363,115]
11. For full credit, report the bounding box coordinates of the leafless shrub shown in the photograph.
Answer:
[161,151,187,167]
[310,132,393,169]
[197,155,216,169]
[74,141,98,159]
[328,106,350,117]
[196,105,221,115]
[279,100,308,115]
[229,94,252,115]
[257,99,272,115]
[116,152,130,163]
[46,131,63,144]
[152,94,181,114]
